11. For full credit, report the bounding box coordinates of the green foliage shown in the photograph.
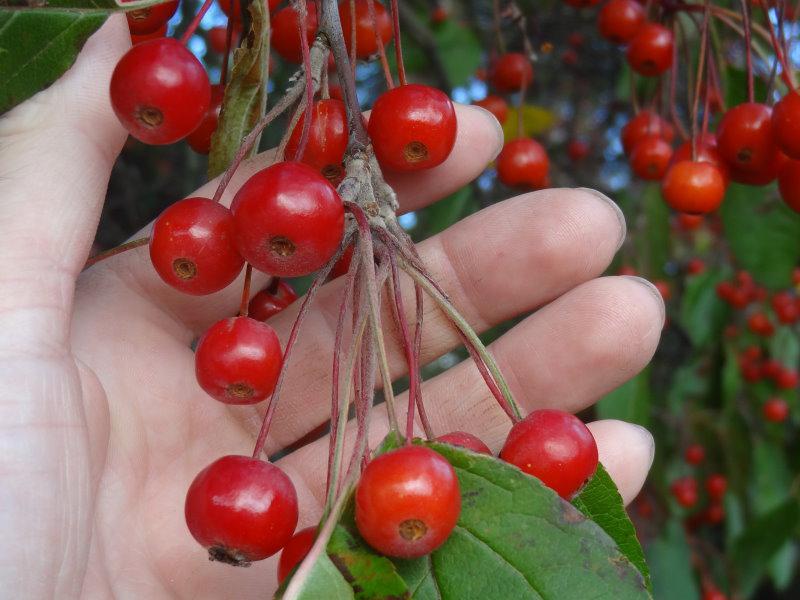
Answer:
[597,369,651,427]
[646,520,700,600]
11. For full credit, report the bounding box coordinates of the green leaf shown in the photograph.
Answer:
[279,550,355,600]
[646,520,700,600]
[720,184,800,289]
[679,269,730,347]
[0,10,107,113]
[208,0,270,178]
[635,184,670,278]
[731,500,800,597]
[768,542,797,591]
[572,464,651,590]
[596,369,651,426]
[391,441,650,599]
[431,19,481,88]
[752,439,793,514]
[501,104,556,141]
[419,186,475,237]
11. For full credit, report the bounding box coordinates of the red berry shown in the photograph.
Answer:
[763,397,790,422]
[621,111,674,155]
[131,23,167,45]
[561,48,579,67]
[717,103,779,174]
[677,212,704,231]
[686,258,705,275]
[195,316,283,404]
[564,0,602,7]
[567,139,590,162]
[271,3,318,64]
[339,0,393,59]
[277,526,316,584]
[704,503,725,525]
[705,473,727,500]
[630,136,673,180]
[775,368,799,390]
[670,135,730,185]
[661,160,726,214]
[496,138,550,189]
[474,95,509,124]
[285,99,348,182]
[110,38,211,145]
[742,344,762,361]
[568,32,585,48]
[248,280,299,321]
[670,476,698,508]
[729,149,788,186]
[747,312,774,337]
[149,197,244,295]
[355,446,461,558]
[703,587,727,600]
[430,6,448,24]
[436,431,492,455]
[740,360,763,383]
[208,24,243,53]
[654,279,671,301]
[626,23,674,76]
[618,264,637,276]
[598,0,645,44]
[684,444,705,465]
[328,244,355,279]
[185,455,298,565]
[124,0,178,35]
[491,52,534,93]
[761,358,783,381]
[231,162,344,277]
[778,159,800,213]
[187,84,224,154]
[500,409,598,499]
[368,84,457,172]
[773,291,799,323]
[716,280,734,302]
[772,91,800,159]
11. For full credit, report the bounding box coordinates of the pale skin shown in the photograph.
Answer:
[0,16,662,599]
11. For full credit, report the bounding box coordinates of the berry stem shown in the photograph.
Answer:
[368,0,395,88]
[238,264,253,317]
[492,0,506,54]
[83,237,149,270]
[348,0,358,68]
[180,0,214,46]
[219,10,238,85]
[293,0,315,161]
[739,0,754,103]
[759,2,797,91]
[690,1,710,161]
[251,234,352,458]
[389,0,406,86]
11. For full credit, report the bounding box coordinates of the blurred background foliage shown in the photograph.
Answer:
[97,0,800,598]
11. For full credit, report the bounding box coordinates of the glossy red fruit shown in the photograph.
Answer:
[772,91,800,159]
[598,0,645,44]
[654,279,671,301]
[248,280,299,321]
[149,197,244,294]
[285,99,348,182]
[705,502,725,525]
[436,431,492,455]
[277,526,316,584]
[500,409,598,499]
[124,0,178,35]
[339,0,393,59]
[208,24,243,53]
[775,368,799,390]
[271,3,318,63]
[567,139,590,162]
[761,358,783,381]
[747,312,774,337]
[621,111,675,154]
[430,5,448,24]
[328,244,355,279]
[670,136,730,185]
[670,476,698,508]
[219,0,280,22]
[686,258,705,275]
[703,587,727,600]
[185,455,298,565]
[195,317,283,404]
[110,38,211,145]
[717,103,779,174]
[368,84,457,172]
[778,159,800,213]
[677,212,704,231]
[763,397,789,422]
[474,95,509,124]
[187,84,224,154]
[630,136,673,180]
[729,149,788,186]
[496,138,550,189]
[355,446,461,558]
[231,162,344,276]
[491,52,534,93]
[661,160,726,214]
[626,23,674,76]
[705,473,727,500]
[131,23,167,45]
[684,444,705,465]
[618,264,637,276]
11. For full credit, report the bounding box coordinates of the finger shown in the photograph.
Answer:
[276,275,663,505]
[587,420,655,504]
[81,103,504,332]
[0,16,129,350]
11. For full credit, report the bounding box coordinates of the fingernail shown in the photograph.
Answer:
[622,275,666,324]
[576,188,627,251]
[465,103,505,161]
[632,424,656,469]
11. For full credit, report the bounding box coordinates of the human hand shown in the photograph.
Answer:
[0,16,661,598]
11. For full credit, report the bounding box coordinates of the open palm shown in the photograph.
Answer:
[0,17,661,599]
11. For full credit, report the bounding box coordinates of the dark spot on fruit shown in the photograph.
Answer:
[137,105,164,128]
[173,258,197,280]
[130,8,151,21]
[737,148,753,163]
[270,236,296,257]
[399,518,427,541]
[227,382,254,399]
[208,545,251,567]
[404,141,428,163]
[322,164,343,183]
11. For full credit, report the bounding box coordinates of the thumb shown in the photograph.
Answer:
[0,15,130,350]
